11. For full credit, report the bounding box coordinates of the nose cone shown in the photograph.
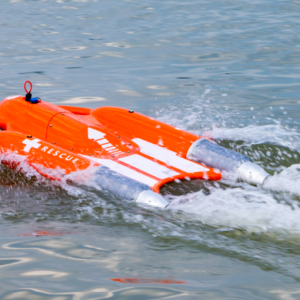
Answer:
[136,190,169,208]
[238,162,270,185]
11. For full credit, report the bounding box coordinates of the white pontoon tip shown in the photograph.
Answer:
[238,161,270,186]
[136,190,169,208]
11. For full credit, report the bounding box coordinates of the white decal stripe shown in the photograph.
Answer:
[111,150,123,154]
[132,138,208,173]
[88,128,106,140]
[97,139,109,145]
[119,154,179,179]
[102,143,113,149]
[81,155,157,187]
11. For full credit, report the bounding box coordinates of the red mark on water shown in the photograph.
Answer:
[20,231,71,237]
[111,278,186,284]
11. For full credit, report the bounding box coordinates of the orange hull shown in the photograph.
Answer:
[0,94,221,193]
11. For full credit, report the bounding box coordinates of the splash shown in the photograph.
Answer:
[154,89,300,238]
[264,164,300,196]
[168,186,300,235]
[208,124,300,150]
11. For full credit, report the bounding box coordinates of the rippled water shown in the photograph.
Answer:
[1,0,300,298]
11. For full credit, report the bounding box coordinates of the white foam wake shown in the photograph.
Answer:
[263,164,300,196]
[169,186,300,235]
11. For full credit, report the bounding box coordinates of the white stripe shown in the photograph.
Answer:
[102,143,113,149]
[106,147,116,151]
[88,128,106,140]
[97,139,109,145]
[81,155,157,187]
[119,154,179,179]
[132,138,208,173]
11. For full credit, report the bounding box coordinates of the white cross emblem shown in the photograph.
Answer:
[22,138,42,152]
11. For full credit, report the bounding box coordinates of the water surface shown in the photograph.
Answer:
[1,0,300,298]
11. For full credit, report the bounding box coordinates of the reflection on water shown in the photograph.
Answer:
[1,0,300,298]
[1,223,298,299]
[111,278,186,284]
[2,287,182,300]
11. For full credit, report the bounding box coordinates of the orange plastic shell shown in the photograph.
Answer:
[0,95,221,192]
